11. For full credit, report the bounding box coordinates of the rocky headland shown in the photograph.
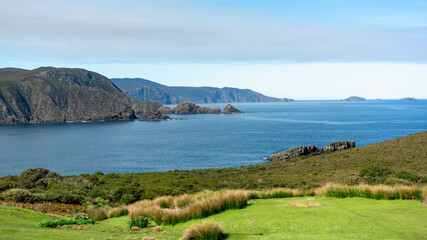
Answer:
[267,141,356,162]
[138,110,171,121]
[0,67,162,125]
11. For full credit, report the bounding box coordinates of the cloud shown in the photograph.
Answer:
[0,0,426,63]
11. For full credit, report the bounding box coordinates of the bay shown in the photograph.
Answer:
[0,100,426,176]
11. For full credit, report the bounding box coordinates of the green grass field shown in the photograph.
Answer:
[1,197,425,240]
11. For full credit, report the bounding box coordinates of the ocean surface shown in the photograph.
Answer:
[1,100,426,176]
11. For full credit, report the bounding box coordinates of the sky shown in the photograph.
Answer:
[0,0,426,99]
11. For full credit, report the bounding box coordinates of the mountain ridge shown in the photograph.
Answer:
[112,77,293,104]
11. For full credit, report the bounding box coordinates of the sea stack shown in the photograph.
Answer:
[223,104,244,114]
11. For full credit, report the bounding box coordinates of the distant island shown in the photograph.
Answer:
[0,67,161,125]
[341,96,366,101]
[112,78,294,104]
[401,97,417,101]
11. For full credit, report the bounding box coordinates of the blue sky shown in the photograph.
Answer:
[0,0,426,99]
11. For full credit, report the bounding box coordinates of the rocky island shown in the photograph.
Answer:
[401,97,417,101]
[341,96,366,101]
[158,101,243,115]
[267,141,356,162]
[0,67,162,125]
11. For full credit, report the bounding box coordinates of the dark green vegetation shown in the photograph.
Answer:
[0,67,161,125]
[112,78,294,104]
[127,216,150,229]
[1,197,426,240]
[38,217,94,228]
[0,132,426,206]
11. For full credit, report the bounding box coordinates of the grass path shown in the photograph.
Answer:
[1,197,426,239]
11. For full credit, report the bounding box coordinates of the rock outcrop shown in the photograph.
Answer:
[138,110,170,121]
[267,141,356,162]
[172,101,221,114]
[223,104,243,114]
[401,97,417,101]
[112,78,294,104]
[158,106,173,114]
[0,67,162,125]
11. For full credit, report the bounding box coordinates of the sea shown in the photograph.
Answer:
[0,100,426,176]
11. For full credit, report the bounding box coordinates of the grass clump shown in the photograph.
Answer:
[182,220,225,240]
[128,216,150,229]
[87,208,108,221]
[325,184,425,200]
[108,206,128,218]
[37,217,94,228]
[129,190,249,225]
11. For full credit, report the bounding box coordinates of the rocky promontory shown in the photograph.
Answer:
[223,104,244,114]
[267,141,355,162]
[172,101,221,114]
[0,67,161,125]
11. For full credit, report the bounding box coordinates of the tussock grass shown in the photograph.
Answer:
[108,206,128,218]
[325,183,425,200]
[127,184,426,226]
[129,190,248,225]
[182,220,225,240]
[87,208,108,221]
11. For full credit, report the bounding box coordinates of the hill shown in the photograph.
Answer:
[111,78,294,104]
[0,67,161,125]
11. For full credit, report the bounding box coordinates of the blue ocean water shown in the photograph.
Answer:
[0,100,426,176]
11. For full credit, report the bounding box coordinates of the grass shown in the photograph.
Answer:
[182,220,225,240]
[1,196,426,239]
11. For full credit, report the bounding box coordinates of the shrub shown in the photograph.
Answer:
[395,171,423,182]
[128,216,150,229]
[0,189,38,203]
[384,177,412,186]
[87,208,108,221]
[109,206,128,218]
[74,213,89,220]
[38,218,94,228]
[0,175,19,191]
[182,220,225,240]
[359,165,394,184]
[18,168,50,189]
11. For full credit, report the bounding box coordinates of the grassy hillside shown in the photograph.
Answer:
[1,196,426,239]
[1,132,426,205]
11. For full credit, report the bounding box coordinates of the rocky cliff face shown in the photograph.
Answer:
[267,141,356,162]
[0,67,162,125]
[112,78,293,104]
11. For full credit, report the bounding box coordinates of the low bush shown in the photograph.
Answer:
[0,189,38,203]
[38,218,94,228]
[0,201,86,216]
[128,216,150,229]
[109,206,128,218]
[74,213,89,220]
[182,220,225,240]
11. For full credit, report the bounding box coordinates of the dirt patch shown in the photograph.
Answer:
[289,202,321,207]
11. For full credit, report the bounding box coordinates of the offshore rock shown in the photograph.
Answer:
[172,101,221,114]
[267,141,356,162]
[138,110,171,121]
[223,104,244,114]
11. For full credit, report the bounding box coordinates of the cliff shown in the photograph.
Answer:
[0,67,162,125]
[112,78,293,104]
[267,141,356,162]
